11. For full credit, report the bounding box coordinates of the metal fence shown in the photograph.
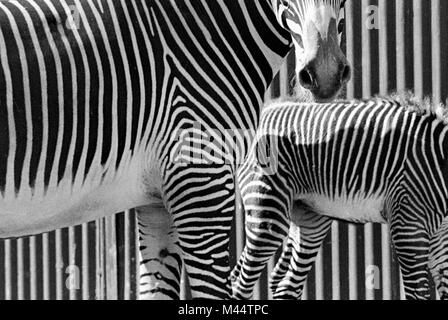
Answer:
[0,212,139,300]
[1,0,447,300]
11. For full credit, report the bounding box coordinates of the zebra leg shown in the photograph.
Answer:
[269,235,294,294]
[231,183,292,299]
[271,208,333,299]
[268,204,310,293]
[231,215,289,299]
[137,204,183,300]
[169,165,235,299]
[429,218,448,300]
[390,216,432,300]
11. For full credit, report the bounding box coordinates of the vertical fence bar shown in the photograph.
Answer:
[378,0,389,95]
[68,227,76,300]
[413,0,423,98]
[17,238,24,300]
[131,211,138,300]
[4,240,11,300]
[380,226,391,299]
[361,0,371,98]
[431,0,441,103]
[396,0,406,92]
[82,224,89,300]
[55,229,63,300]
[135,213,140,300]
[105,216,118,300]
[348,224,357,300]
[96,220,104,300]
[42,233,50,300]
[331,222,340,300]
[29,236,37,300]
[123,211,131,300]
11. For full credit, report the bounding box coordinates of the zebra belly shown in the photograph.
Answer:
[297,194,387,224]
[0,155,155,238]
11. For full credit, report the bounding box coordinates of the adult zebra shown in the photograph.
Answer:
[0,0,349,299]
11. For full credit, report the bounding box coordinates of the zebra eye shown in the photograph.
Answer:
[338,18,345,34]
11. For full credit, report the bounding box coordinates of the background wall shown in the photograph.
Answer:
[1,0,447,300]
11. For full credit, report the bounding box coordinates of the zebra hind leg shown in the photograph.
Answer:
[390,216,432,300]
[170,165,235,299]
[269,237,294,295]
[271,207,333,300]
[231,162,295,299]
[429,218,448,300]
[137,205,183,300]
[231,192,292,299]
[231,217,288,300]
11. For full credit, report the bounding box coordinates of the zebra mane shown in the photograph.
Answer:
[381,91,448,125]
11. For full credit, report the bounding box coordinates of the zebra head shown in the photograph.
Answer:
[271,0,350,102]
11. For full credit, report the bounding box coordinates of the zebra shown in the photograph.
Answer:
[0,0,349,300]
[231,93,448,300]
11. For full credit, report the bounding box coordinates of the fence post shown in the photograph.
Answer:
[105,216,118,300]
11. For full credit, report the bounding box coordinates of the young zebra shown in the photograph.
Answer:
[231,93,448,300]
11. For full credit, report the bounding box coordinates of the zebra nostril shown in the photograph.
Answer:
[280,0,290,9]
[159,248,169,258]
[298,68,316,90]
[340,64,351,84]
